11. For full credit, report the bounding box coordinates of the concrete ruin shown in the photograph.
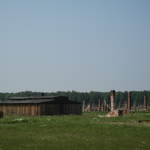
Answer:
[106,109,124,117]
[106,90,124,117]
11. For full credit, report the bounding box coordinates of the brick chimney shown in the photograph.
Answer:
[110,90,116,111]
[144,95,148,110]
[127,92,132,111]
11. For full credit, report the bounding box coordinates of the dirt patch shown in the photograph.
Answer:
[98,121,150,127]
[138,120,150,123]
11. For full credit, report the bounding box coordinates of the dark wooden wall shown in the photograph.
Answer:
[40,103,82,115]
[0,103,82,116]
[0,104,40,116]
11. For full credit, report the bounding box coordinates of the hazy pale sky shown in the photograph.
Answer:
[0,0,150,92]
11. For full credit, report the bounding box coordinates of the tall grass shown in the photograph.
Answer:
[0,112,150,150]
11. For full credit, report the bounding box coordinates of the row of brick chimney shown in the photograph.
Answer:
[110,90,148,112]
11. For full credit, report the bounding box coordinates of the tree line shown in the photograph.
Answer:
[0,91,150,106]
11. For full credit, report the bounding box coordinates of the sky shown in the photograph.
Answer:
[0,0,150,92]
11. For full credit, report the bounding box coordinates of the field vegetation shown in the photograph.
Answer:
[0,112,150,150]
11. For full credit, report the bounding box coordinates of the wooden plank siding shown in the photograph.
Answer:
[0,104,41,116]
[0,103,82,116]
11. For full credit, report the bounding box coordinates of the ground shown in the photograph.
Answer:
[0,112,150,150]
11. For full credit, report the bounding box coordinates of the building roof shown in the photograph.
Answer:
[8,96,66,100]
[0,96,81,104]
[0,99,53,104]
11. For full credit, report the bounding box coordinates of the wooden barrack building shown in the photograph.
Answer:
[0,96,82,116]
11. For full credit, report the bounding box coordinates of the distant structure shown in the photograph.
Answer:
[127,92,132,111]
[106,90,124,117]
[0,96,82,116]
[110,90,116,111]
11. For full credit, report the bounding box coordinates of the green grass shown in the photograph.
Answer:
[0,112,150,150]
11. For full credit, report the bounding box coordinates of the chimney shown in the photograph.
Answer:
[144,95,148,110]
[127,92,132,111]
[110,90,116,111]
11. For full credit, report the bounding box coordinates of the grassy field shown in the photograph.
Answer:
[0,112,150,150]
